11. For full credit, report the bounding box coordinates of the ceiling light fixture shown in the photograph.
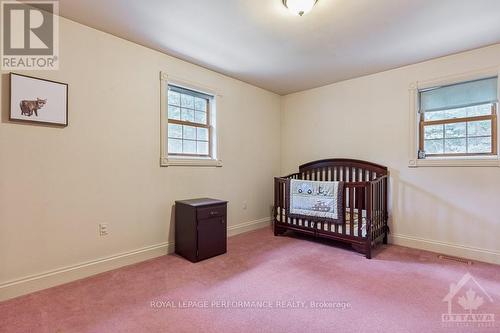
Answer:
[282,0,318,16]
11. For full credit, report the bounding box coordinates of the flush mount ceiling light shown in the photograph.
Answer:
[282,0,318,16]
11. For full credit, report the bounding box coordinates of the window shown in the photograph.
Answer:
[160,73,221,167]
[167,85,212,157]
[418,76,498,159]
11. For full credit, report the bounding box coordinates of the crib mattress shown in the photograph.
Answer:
[275,207,367,238]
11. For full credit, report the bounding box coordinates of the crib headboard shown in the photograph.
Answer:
[298,158,388,182]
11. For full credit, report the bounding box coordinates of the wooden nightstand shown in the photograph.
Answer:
[175,198,227,262]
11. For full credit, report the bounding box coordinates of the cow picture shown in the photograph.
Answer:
[10,73,68,126]
[20,98,47,117]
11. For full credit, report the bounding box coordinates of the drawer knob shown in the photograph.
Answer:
[210,211,218,215]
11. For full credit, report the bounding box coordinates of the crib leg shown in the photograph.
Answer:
[383,224,389,244]
[274,223,285,236]
[365,247,372,259]
[365,238,372,259]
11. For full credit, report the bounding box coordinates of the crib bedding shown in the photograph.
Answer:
[289,179,343,223]
[276,207,367,237]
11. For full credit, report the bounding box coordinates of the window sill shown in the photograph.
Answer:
[408,156,500,168]
[161,157,223,167]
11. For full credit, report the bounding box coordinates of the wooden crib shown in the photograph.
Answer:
[274,159,388,259]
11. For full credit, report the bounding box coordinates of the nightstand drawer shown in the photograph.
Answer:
[197,205,226,220]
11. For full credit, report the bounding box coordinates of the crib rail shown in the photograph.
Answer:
[369,175,388,244]
[345,181,371,240]
[274,177,376,240]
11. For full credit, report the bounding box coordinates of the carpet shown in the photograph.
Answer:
[1,227,499,333]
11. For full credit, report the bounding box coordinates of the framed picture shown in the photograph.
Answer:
[9,73,68,126]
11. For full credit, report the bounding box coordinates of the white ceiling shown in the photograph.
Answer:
[57,0,500,95]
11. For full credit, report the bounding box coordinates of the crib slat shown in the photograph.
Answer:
[358,187,363,237]
[349,186,354,236]
[285,181,289,224]
[274,179,278,222]
[376,181,379,240]
[378,179,381,238]
[373,181,377,240]
[378,181,384,236]
[341,186,347,235]
[277,179,281,223]
[383,177,388,241]
[280,181,284,224]
[373,181,376,239]
[377,181,380,239]
[379,180,382,239]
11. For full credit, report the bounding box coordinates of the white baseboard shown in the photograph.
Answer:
[0,217,271,302]
[227,217,271,237]
[389,234,500,265]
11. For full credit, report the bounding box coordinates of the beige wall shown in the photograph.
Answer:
[0,18,281,299]
[281,44,500,264]
[1,14,499,301]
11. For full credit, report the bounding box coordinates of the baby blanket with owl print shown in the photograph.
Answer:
[287,179,344,224]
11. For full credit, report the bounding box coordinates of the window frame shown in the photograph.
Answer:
[418,103,498,158]
[160,72,222,167]
[167,86,212,158]
[408,68,500,168]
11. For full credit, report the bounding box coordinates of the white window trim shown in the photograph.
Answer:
[408,67,500,168]
[160,72,223,167]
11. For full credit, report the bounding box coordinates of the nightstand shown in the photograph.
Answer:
[175,198,227,262]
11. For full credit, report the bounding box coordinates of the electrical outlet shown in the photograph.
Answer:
[99,223,108,236]
[242,201,247,210]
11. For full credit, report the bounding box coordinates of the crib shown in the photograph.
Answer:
[274,159,388,259]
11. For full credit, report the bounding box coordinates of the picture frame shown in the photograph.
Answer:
[9,73,68,126]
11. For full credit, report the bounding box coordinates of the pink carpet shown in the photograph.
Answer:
[1,227,499,333]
